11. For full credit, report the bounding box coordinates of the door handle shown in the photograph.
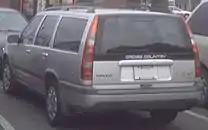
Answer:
[26,49,30,53]
[41,52,48,57]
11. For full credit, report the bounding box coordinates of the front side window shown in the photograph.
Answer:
[21,15,44,45]
[35,16,59,47]
[53,17,87,52]
[188,2,208,36]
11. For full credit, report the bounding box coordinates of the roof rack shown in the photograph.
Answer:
[44,5,96,13]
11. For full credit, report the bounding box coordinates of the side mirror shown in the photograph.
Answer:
[7,35,20,44]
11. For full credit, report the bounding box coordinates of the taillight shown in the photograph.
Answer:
[182,17,201,77]
[192,40,201,77]
[81,16,98,85]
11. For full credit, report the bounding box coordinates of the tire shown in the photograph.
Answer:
[2,59,18,94]
[201,66,208,107]
[45,80,64,127]
[0,58,3,81]
[201,66,208,83]
[150,110,178,124]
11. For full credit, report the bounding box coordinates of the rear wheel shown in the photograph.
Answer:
[201,65,208,82]
[45,81,64,127]
[0,58,3,81]
[150,110,178,124]
[201,65,208,107]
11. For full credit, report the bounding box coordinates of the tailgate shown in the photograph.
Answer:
[92,14,195,89]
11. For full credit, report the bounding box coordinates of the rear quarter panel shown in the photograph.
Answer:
[46,49,81,86]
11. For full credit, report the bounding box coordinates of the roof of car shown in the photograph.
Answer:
[38,8,175,18]
[0,8,19,12]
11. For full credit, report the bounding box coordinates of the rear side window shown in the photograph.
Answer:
[188,2,208,36]
[21,15,43,45]
[35,16,59,47]
[95,15,192,55]
[53,17,87,52]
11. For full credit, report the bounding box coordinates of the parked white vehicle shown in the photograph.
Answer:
[187,0,208,80]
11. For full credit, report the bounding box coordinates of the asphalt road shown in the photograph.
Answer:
[1,87,208,130]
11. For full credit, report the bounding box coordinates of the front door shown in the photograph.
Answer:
[11,15,44,87]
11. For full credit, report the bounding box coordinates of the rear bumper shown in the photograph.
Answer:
[60,80,207,113]
[64,91,204,112]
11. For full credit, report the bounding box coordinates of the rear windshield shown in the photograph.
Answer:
[95,15,192,55]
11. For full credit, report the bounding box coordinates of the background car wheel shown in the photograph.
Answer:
[2,59,18,94]
[201,65,208,107]
[150,110,178,124]
[46,81,64,127]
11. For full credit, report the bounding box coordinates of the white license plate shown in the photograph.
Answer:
[134,66,158,80]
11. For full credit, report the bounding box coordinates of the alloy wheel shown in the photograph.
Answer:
[3,64,11,92]
[46,86,58,121]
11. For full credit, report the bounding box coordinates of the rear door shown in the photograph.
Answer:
[93,15,195,89]
[30,15,60,94]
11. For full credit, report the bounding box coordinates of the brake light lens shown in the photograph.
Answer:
[81,16,98,85]
[192,41,201,77]
[182,17,201,77]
